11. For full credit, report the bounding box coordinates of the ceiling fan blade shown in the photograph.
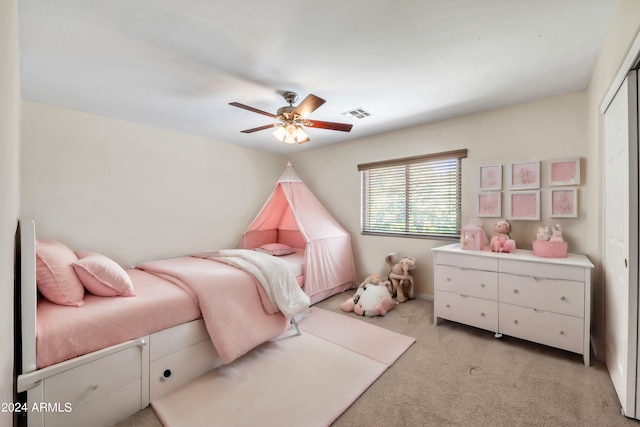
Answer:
[292,94,326,118]
[229,102,276,118]
[240,123,279,133]
[305,120,353,132]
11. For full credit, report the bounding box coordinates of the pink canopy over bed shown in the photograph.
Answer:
[240,162,356,304]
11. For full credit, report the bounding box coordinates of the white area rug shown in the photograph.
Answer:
[151,307,415,427]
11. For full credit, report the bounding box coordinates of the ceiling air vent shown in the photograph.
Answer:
[342,108,371,120]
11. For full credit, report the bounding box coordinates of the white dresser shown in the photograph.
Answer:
[432,243,594,366]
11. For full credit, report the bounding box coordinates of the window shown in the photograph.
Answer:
[358,149,467,239]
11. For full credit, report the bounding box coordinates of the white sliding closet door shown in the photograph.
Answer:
[603,70,640,419]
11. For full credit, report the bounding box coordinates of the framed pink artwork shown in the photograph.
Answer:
[477,192,501,217]
[479,164,502,190]
[508,190,540,220]
[509,161,540,190]
[550,187,578,218]
[549,158,580,186]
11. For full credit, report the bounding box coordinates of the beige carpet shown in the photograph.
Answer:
[117,294,639,427]
[151,307,415,427]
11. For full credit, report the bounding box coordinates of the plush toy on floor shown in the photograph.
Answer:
[385,253,416,303]
[340,282,398,317]
[490,219,516,253]
[351,272,388,304]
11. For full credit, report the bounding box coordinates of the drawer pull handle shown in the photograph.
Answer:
[163,369,172,379]
[480,312,485,317]
[560,296,567,301]
[446,304,451,308]
[446,277,451,282]
[513,289,519,294]
[559,330,565,336]
[480,283,486,288]
[91,383,99,390]
[514,320,519,325]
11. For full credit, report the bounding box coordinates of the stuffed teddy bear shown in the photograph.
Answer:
[385,253,416,303]
[340,283,398,316]
[490,219,516,253]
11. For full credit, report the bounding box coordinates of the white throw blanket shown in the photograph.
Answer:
[192,249,310,320]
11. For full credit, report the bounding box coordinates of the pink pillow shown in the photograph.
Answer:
[73,251,135,297]
[36,240,85,307]
[255,243,296,256]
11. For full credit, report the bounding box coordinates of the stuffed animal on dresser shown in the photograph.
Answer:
[490,219,516,253]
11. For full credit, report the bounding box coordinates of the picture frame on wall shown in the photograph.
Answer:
[549,158,581,186]
[509,190,540,220]
[479,164,502,190]
[477,192,502,217]
[550,187,578,218]
[509,161,540,190]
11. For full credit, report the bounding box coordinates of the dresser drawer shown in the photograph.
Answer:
[150,338,221,401]
[44,344,142,415]
[499,303,583,354]
[436,251,498,271]
[499,273,584,317]
[435,290,498,332]
[499,259,584,281]
[150,319,210,361]
[436,265,498,300]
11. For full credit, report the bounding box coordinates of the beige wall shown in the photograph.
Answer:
[586,0,640,360]
[290,91,588,299]
[0,0,20,426]
[21,101,286,267]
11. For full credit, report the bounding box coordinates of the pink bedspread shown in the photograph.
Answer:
[135,256,289,363]
[37,269,200,369]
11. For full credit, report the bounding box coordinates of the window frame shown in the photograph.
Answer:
[358,149,467,240]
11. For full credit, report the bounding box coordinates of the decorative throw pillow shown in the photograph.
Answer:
[73,251,135,297]
[36,239,85,307]
[255,243,296,256]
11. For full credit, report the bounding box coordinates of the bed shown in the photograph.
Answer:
[16,219,310,427]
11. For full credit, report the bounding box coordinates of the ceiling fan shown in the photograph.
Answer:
[229,92,353,144]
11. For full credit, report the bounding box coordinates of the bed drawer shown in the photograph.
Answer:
[43,344,142,419]
[436,265,498,300]
[45,380,141,427]
[435,290,498,333]
[150,338,221,401]
[150,319,210,361]
[499,303,583,354]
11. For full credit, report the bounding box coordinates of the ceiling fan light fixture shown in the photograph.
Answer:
[272,125,287,141]
[273,123,309,144]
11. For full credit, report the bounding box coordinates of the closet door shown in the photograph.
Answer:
[603,70,639,419]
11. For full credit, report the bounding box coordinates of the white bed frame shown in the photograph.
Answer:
[16,219,223,427]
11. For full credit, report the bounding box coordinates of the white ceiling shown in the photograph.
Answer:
[18,0,616,154]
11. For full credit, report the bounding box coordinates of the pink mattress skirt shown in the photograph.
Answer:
[36,269,200,369]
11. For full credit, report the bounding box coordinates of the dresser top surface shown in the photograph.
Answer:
[432,243,594,269]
